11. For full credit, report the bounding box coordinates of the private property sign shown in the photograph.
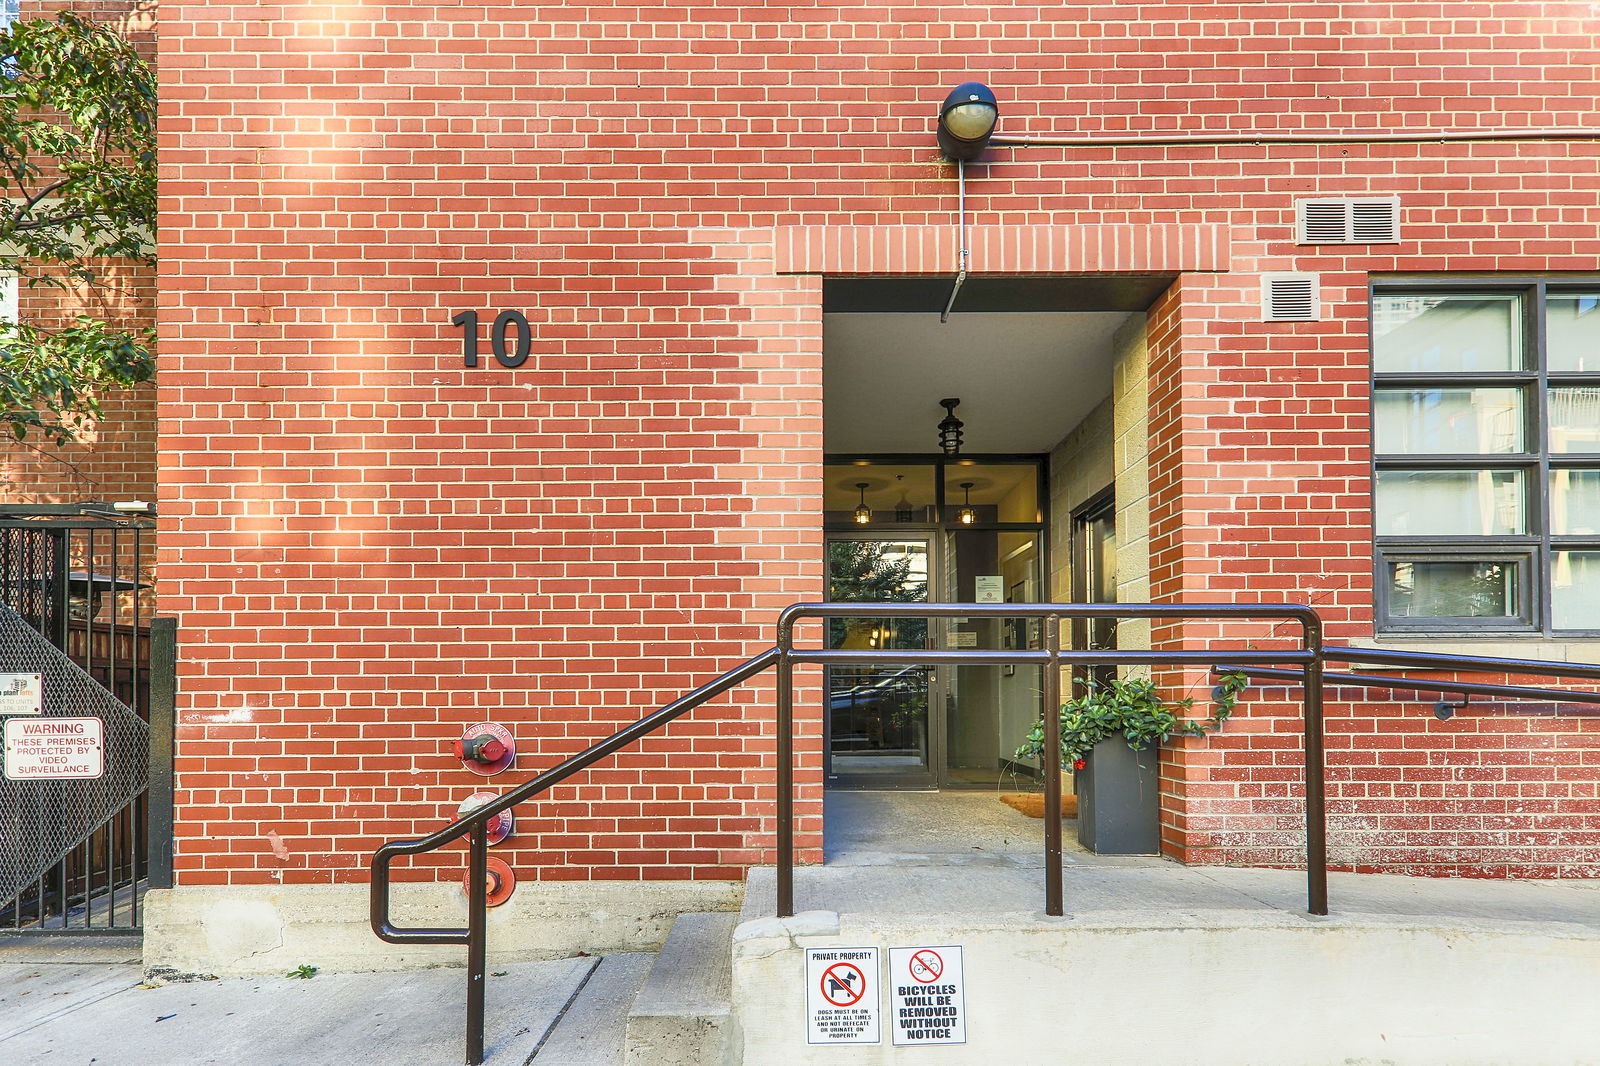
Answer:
[3,717,104,780]
[805,946,880,1044]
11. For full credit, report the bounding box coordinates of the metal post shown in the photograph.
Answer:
[465,822,488,1066]
[145,617,177,890]
[1042,614,1063,916]
[49,529,69,649]
[776,618,794,918]
[1302,618,1328,916]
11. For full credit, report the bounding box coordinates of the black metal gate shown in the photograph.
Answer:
[0,506,173,934]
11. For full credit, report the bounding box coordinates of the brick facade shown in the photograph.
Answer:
[155,3,1600,888]
[0,0,157,506]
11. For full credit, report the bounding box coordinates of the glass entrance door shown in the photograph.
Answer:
[825,536,935,788]
[939,527,1043,788]
[823,457,1047,790]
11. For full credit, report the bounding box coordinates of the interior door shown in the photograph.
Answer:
[825,536,936,789]
[939,527,1042,788]
[1073,492,1118,687]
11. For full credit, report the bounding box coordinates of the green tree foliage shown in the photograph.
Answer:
[0,11,155,441]
[826,540,927,604]
[826,540,929,649]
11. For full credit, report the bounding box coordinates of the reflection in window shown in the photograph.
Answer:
[1373,293,1522,373]
[1548,294,1600,372]
[1373,388,1523,454]
[1549,388,1600,453]
[1553,551,1600,629]
[1375,469,1525,537]
[1550,469,1600,536]
[1388,560,1518,619]
[1374,284,1600,633]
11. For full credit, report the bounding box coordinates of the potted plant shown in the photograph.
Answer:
[1014,672,1247,854]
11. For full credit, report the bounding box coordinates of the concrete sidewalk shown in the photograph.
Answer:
[0,939,643,1066]
[5,793,1598,1065]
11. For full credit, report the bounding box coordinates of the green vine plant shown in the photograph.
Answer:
[1014,671,1251,767]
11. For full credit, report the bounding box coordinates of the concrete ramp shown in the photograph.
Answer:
[731,905,1600,1065]
[728,795,1600,1066]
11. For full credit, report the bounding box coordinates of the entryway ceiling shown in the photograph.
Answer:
[824,312,1137,454]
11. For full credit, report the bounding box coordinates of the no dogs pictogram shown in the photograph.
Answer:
[805,947,881,1045]
[820,962,867,1006]
[908,950,943,983]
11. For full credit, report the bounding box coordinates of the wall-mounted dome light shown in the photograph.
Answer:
[937,81,998,161]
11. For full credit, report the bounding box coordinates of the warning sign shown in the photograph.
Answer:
[0,673,42,716]
[3,716,104,780]
[889,945,966,1046]
[805,946,880,1044]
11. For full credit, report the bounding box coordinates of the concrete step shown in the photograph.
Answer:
[623,911,738,1066]
[529,953,653,1066]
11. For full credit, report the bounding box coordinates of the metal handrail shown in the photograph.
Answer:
[1219,643,1600,707]
[371,600,1330,1066]
[369,646,780,1065]
[1327,644,1600,681]
[773,601,1328,921]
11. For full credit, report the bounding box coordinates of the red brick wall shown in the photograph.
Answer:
[0,1,157,507]
[158,3,1600,885]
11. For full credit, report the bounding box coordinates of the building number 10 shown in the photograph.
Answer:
[451,310,532,368]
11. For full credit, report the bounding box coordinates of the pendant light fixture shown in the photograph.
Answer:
[958,482,977,525]
[938,398,964,456]
[853,482,872,524]
[893,474,913,522]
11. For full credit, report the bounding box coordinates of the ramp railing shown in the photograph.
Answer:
[772,602,1328,919]
[1217,644,1600,711]
[371,601,1334,1066]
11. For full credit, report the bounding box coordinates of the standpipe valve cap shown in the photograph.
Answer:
[462,857,517,907]
[457,791,515,846]
[453,722,516,776]
[454,734,507,764]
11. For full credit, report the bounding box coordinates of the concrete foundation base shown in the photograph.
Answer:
[732,909,1600,1065]
[143,880,742,977]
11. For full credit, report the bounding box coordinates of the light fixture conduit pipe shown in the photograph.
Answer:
[990,128,1600,149]
[940,158,967,324]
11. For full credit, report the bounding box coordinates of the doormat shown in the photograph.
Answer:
[999,793,1077,819]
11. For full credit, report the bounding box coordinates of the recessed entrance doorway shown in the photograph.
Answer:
[824,460,1045,790]
[822,277,1168,797]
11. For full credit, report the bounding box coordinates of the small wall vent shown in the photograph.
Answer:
[1261,272,1321,322]
[1295,197,1400,244]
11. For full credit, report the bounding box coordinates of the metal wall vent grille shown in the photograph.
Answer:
[1261,273,1320,321]
[1295,197,1400,244]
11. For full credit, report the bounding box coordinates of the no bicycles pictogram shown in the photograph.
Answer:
[908,950,943,983]
[820,962,867,1006]
[889,945,966,1046]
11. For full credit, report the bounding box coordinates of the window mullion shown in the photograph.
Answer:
[1535,281,1553,633]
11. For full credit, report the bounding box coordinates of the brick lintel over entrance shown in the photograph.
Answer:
[774,224,1230,276]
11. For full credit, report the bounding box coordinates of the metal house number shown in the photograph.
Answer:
[451,310,532,368]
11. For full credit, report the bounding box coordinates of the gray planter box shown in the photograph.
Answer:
[1075,737,1161,854]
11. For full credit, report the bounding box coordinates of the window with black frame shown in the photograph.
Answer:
[1373,283,1600,634]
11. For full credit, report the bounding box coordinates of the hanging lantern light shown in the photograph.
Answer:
[894,476,914,523]
[938,398,964,455]
[854,482,872,524]
[958,482,977,525]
